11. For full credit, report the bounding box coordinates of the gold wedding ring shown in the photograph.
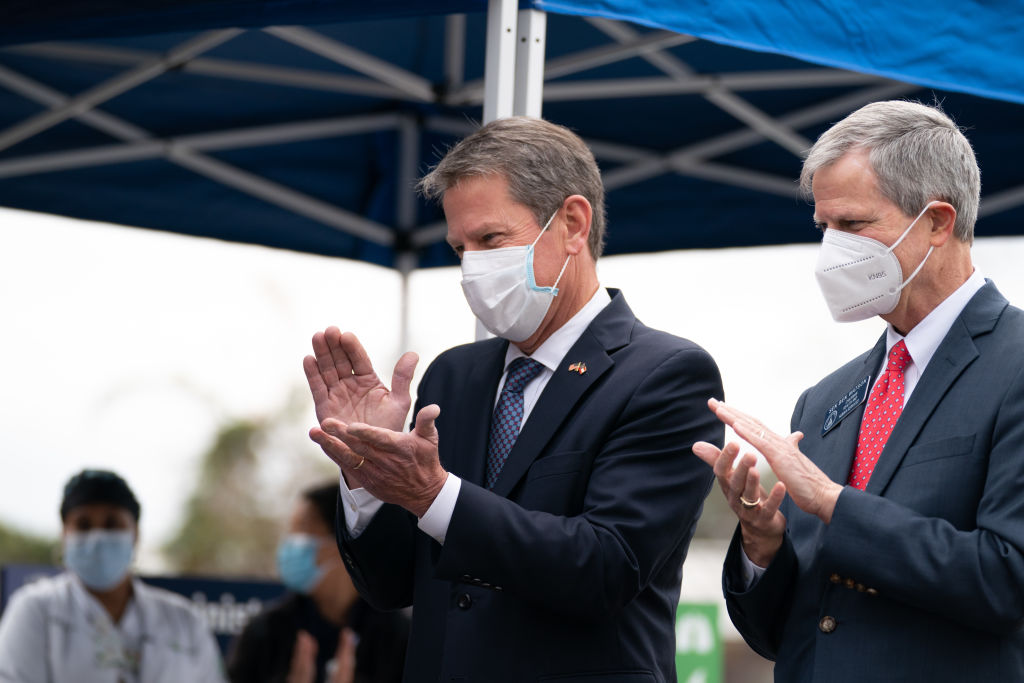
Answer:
[739,495,762,510]
[353,456,366,470]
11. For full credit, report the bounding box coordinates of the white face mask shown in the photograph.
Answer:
[460,210,570,341]
[814,201,937,322]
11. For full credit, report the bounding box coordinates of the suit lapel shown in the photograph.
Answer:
[818,336,886,485]
[451,339,508,487]
[867,282,1006,495]
[490,291,634,497]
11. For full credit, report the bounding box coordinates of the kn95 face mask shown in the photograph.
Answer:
[815,201,937,322]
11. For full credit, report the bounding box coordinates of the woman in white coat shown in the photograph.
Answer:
[0,469,225,683]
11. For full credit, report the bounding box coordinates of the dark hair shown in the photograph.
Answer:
[302,482,339,536]
[60,469,141,521]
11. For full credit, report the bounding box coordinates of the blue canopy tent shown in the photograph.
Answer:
[1,0,1022,277]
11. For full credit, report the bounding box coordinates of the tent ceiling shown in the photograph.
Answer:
[1,4,1022,269]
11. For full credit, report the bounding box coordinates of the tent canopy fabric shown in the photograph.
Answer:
[540,0,1024,106]
[1,1,1022,269]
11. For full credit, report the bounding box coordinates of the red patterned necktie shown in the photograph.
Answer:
[486,357,544,490]
[848,340,912,490]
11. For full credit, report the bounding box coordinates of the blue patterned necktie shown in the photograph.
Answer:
[486,357,544,489]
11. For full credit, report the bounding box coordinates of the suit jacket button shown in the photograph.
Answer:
[819,616,837,633]
[866,588,879,596]
[844,578,855,589]
[457,593,473,610]
[829,573,841,584]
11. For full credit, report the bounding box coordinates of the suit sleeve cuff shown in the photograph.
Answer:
[417,474,462,545]
[339,472,384,538]
[739,544,768,588]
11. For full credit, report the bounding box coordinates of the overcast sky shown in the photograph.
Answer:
[4,206,1024,571]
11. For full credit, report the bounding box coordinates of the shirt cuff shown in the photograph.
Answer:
[739,545,768,589]
[416,474,462,545]
[339,472,384,538]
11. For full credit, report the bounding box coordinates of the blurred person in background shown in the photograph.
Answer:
[0,468,224,682]
[227,482,408,683]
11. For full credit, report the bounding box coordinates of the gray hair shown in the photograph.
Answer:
[418,117,607,259]
[800,100,980,243]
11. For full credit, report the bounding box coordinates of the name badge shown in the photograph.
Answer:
[821,375,871,436]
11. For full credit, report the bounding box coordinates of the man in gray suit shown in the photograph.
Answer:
[694,100,1024,680]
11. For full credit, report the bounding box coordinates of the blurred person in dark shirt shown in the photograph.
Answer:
[227,482,408,683]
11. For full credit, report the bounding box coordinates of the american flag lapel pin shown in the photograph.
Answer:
[568,361,587,374]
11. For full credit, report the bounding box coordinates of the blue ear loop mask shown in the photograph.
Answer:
[814,201,938,322]
[277,534,339,594]
[459,210,571,341]
[63,529,135,591]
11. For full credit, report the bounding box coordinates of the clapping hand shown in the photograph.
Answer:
[303,328,418,487]
[693,398,843,567]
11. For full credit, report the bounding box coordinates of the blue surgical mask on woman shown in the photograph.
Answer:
[63,529,135,591]
[276,534,329,594]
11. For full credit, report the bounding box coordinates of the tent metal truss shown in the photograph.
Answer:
[1,0,1019,272]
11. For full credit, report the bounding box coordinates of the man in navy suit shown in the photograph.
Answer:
[694,100,1024,680]
[303,117,723,683]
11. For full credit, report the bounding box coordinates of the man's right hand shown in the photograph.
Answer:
[304,328,418,484]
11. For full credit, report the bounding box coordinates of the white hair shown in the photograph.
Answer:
[801,100,980,243]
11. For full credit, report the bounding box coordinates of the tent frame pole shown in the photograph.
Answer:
[514,9,546,117]
[396,115,420,354]
[0,29,241,154]
[484,0,518,123]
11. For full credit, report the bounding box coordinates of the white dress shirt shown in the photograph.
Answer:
[741,270,987,585]
[340,287,612,544]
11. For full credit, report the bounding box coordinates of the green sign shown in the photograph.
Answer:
[675,602,722,683]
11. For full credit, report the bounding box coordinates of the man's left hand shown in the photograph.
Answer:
[312,404,448,518]
[707,398,843,524]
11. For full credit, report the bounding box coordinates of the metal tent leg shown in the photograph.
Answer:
[514,9,546,118]
[484,0,518,123]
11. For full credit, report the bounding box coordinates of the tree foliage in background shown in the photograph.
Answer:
[163,419,279,576]
[163,389,336,577]
[0,522,57,565]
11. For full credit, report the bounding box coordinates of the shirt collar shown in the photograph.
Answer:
[66,571,142,629]
[885,269,986,371]
[67,571,96,615]
[504,287,612,372]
